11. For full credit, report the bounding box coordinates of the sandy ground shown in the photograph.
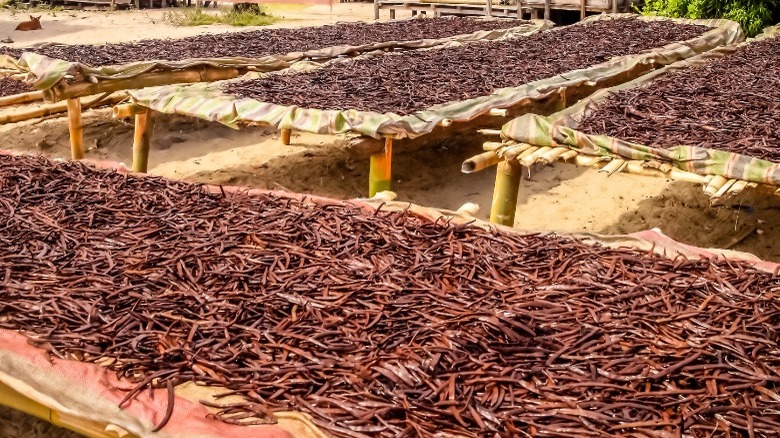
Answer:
[0,4,779,435]
[0,3,411,47]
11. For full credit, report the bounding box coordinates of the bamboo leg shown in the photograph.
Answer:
[544,0,550,20]
[132,110,155,173]
[486,0,492,18]
[580,0,585,20]
[368,137,392,197]
[489,161,521,226]
[280,128,292,145]
[374,0,379,19]
[66,98,85,160]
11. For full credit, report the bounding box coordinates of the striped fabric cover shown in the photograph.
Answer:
[501,24,780,186]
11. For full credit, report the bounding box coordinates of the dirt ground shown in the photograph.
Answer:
[0,3,413,47]
[0,3,779,435]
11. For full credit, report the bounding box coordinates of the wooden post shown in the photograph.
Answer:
[66,98,85,160]
[544,0,550,21]
[516,0,522,19]
[280,128,292,145]
[489,161,521,226]
[612,0,617,13]
[374,0,380,19]
[134,0,139,8]
[486,0,492,18]
[580,0,585,20]
[132,110,154,173]
[368,137,392,197]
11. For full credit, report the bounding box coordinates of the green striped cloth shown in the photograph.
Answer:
[126,14,743,140]
[0,19,549,97]
[501,24,780,185]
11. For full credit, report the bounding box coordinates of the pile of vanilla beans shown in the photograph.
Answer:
[0,17,528,66]
[225,18,708,114]
[578,35,780,162]
[0,154,777,437]
[0,77,34,98]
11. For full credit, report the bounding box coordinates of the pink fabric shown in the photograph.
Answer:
[0,330,292,438]
[627,229,780,274]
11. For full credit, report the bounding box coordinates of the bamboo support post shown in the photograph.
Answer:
[368,137,393,197]
[516,0,522,19]
[462,151,500,173]
[490,161,522,226]
[280,128,292,145]
[543,0,550,20]
[66,98,84,160]
[0,90,45,108]
[612,0,618,13]
[113,103,147,119]
[132,109,155,173]
[580,0,585,20]
[486,0,492,18]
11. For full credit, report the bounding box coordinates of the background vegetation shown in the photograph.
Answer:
[642,0,780,36]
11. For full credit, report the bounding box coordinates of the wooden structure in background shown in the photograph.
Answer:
[375,0,637,20]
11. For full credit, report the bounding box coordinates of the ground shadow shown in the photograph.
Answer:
[600,181,780,262]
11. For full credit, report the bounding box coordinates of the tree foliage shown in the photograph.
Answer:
[642,0,780,36]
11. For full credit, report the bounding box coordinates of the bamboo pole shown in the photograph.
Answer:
[50,67,241,102]
[486,0,492,18]
[543,0,550,20]
[0,90,44,108]
[113,103,147,119]
[280,129,292,145]
[490,161,522,226]
[516,0,523,19]
[478,129,502,137]
[132,109,155,173]
[368,137,393,197]
[580,0,585,20]
[462,151,500,173]
[482,141,504,151]
[0,93,127,125]
[67,98,85,160]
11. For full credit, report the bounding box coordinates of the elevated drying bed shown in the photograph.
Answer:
[1,151,779,438]
[119,14,742,196]
[471,25,780,225]
[0,17,542,101]
[0,18,545,143]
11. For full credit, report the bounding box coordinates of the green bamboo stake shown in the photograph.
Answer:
[489,161,522,226]
[369,137,392,197]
